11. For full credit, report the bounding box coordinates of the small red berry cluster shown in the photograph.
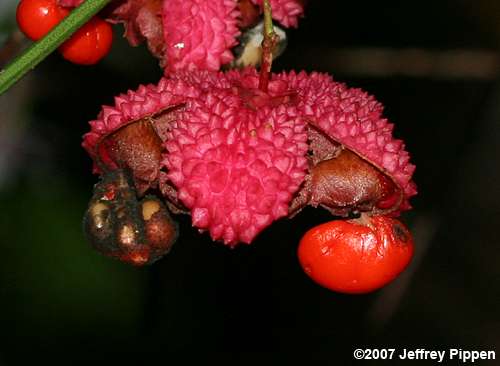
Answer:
[16,0,113,65]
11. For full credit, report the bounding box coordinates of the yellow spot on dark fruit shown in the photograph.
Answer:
[142,200,161,221]
[119,225,136,247]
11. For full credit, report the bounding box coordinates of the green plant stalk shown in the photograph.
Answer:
[0,0,111,95]
[263,0,274,38]
[258,0,277,92]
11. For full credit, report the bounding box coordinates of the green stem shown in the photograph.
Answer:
[263,0,274,38]
[258,0,277,92]
[0,0,111,95]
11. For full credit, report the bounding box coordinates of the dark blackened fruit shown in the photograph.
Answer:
[83,169,177,265]
[141,198,179,251]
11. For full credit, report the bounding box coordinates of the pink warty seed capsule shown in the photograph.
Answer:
[83,68,417,246]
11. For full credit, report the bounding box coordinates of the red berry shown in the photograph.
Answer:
[16,0,69,41]
[298,215,414,294]
[16,0,113,65]
[59,17,113,65]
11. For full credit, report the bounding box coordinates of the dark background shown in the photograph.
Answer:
[0,1,499,365]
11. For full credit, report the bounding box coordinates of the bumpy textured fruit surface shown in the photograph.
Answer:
[83,68,417,246]
[279,71,417,213]
[162,0,241,72]
[163,74,308,244]
[100,0,305,71]
[298,215,414,294]
[250,0,304,27]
